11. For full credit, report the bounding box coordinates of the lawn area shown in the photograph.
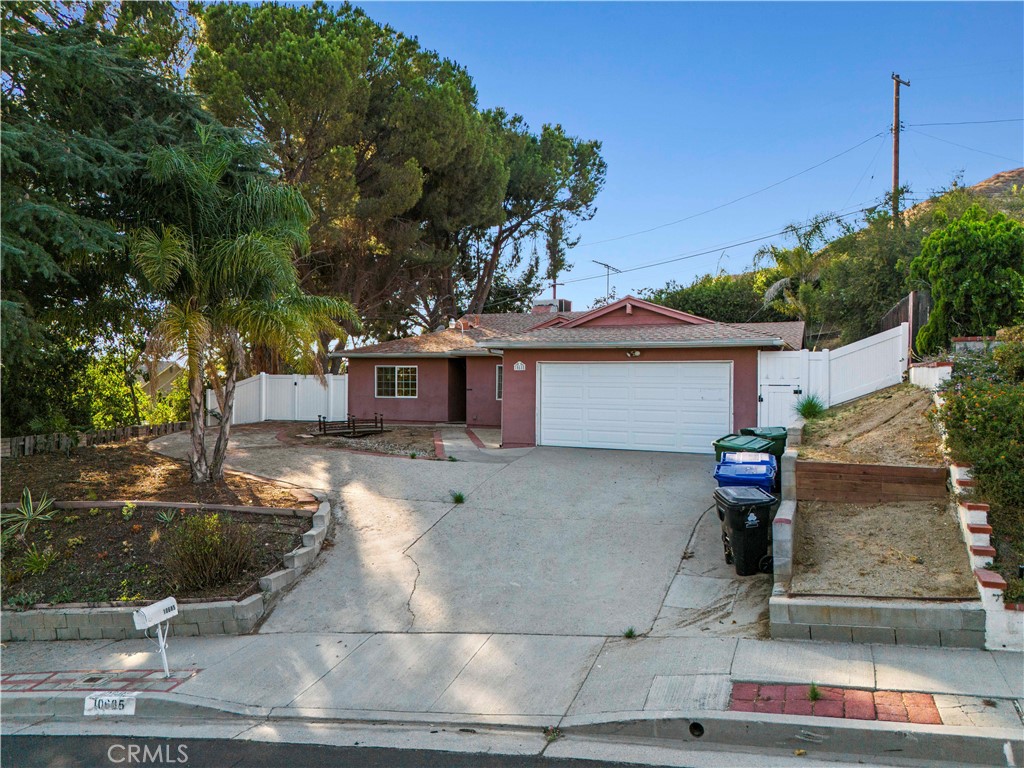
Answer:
[1,438,317,608]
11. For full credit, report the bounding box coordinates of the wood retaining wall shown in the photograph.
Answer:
[795,460,948,503]
[1,422,188,458]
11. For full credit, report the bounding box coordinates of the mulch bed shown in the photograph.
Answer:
[2,504,306,606]
[277,423,440,458]
[1,437,316,606]
[0,439,315,507]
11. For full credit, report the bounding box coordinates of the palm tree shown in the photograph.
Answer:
[756,213,845,323]
[131,126,358,482]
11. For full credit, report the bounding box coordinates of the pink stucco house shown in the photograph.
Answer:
[340,296,804,454]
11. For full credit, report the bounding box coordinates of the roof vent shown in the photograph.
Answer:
[557,299,572,312]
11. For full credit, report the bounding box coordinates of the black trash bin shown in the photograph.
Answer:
[713,486,778,576]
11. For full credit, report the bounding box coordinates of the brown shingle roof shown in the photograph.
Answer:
[477,322,800,348]
[341,314,804,356]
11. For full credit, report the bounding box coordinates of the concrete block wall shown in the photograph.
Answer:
[1,595,264,643]
[769,594,986,648]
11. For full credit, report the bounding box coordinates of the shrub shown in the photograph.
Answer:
[795,394,826,420]
[939,377,1024,508]
[165,514,255,591]
[993,326,1024,383]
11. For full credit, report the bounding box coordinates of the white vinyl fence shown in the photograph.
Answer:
[757,323,910,426]
[206,373,348,426]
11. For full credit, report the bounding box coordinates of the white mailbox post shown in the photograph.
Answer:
[132,596,178,678]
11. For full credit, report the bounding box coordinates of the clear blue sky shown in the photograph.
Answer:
[358,1,1024,309]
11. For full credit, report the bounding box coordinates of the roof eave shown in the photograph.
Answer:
[333,351,458,359]
[477,338,784,350]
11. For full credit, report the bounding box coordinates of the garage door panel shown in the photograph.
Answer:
[539,362,731,455]
[632,385,678,401]
[587,386,631,401]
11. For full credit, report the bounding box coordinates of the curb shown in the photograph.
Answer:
[3,692,1021,766]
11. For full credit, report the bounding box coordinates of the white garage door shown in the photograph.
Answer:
[538,362,732,454]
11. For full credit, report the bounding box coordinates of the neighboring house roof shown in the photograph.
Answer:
[341,311,585,357]
[339,298,804,357]
[477,322,801,349]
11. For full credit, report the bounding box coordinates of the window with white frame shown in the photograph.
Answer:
[376,365,417,398]
[496,364,503,400]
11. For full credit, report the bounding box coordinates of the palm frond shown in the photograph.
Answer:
[129,225,193,292]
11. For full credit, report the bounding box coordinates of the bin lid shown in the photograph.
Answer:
[721,451,776,466]
[740,426,788,439]
[713,486,777,505]
[714,462,776,479]
[712,434,774,452]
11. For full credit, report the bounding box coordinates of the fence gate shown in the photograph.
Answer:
[757,350,816,427]
[758,323,909,426]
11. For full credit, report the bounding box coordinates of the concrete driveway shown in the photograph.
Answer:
[152,427,769,638]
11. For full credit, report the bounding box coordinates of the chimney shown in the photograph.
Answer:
[557,299,572,312]
[531,299,557,315]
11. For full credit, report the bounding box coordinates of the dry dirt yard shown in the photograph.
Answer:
[791,499,976,599]
[281,423,439,458]
[799,383,945,466]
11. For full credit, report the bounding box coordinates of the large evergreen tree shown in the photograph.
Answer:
[0,4,209,433]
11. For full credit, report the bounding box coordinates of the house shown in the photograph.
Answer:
[138,359,184,399]
[340,296,804,454]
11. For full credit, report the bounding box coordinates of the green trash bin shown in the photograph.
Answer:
[713,434,774,462]
[739,426,788,458]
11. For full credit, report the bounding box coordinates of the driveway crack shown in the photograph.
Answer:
[404,549,421,630]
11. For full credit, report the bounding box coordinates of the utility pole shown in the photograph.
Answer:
[550,279,564,303]
[891,72,910,224]
[591,260,621,301]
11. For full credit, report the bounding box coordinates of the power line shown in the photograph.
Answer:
[562,201,880,286]
[907,128,1023,164]
[906,118,1024,127]
[571,130,888,249]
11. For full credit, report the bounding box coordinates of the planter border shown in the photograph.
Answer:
[0,495,332,642]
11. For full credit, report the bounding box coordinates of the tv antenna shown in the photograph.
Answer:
[592,260,622,299]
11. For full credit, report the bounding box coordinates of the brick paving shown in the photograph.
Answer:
[730,682,943,724]
[1,669,198,693]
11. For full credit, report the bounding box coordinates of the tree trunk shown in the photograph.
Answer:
[187,350,210,484]
[468,226,505,314]
[209,333,242,482]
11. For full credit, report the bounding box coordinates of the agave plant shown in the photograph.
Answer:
[1,488,56,544]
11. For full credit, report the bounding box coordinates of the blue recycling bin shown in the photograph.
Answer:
[720,451,777,471]
[719,451,780,493]
[713,461,776,492]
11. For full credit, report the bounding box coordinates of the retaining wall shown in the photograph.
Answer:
[769,594,986,647]
[795,460,948,503]
[1,595,265,642]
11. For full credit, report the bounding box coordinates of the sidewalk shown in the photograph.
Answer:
[3,632,1021,730]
